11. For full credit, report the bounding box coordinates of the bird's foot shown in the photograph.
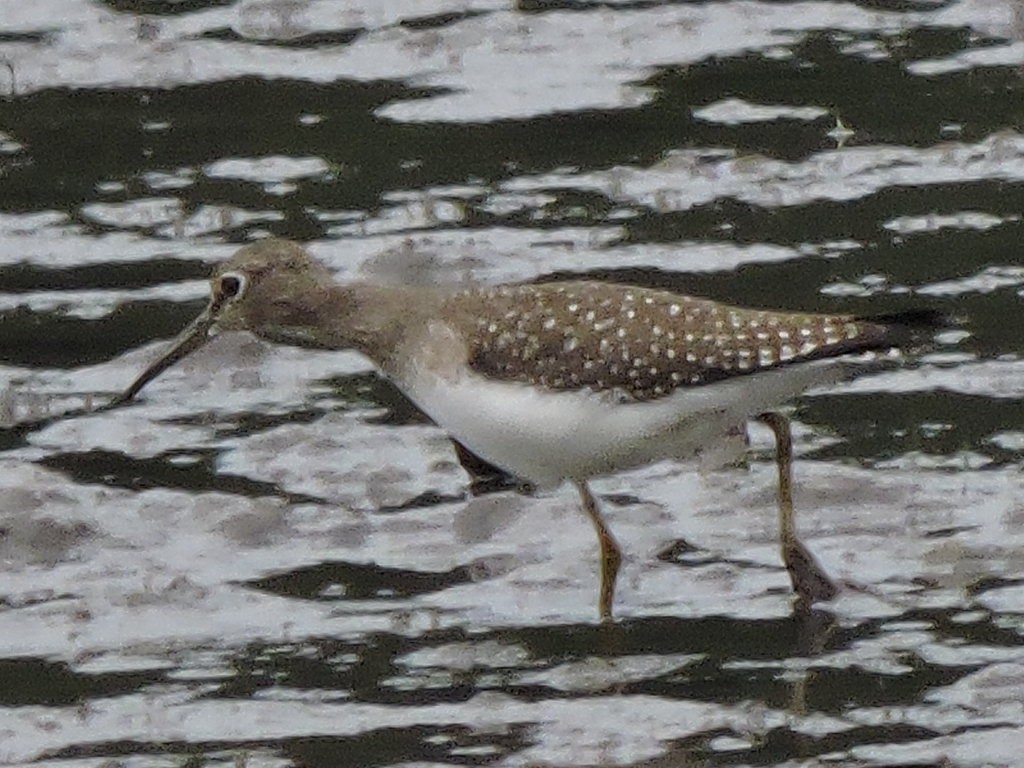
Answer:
[783,537,839,607]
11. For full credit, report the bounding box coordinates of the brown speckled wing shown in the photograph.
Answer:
[444,280,891,402]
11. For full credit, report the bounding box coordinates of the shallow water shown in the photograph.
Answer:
[2,0,1024,765]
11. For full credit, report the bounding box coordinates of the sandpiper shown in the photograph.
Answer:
[118,239,928,620]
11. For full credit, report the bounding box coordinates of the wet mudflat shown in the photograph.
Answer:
[2,0,1024,765]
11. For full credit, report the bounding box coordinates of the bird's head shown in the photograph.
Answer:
[116,239,335,403]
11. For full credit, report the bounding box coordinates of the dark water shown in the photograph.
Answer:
[2,0,1024,765]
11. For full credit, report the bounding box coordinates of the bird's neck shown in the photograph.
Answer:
[250,281,445,368]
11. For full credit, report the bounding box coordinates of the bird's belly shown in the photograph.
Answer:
[400,371,676,486]
[397,360,844,487]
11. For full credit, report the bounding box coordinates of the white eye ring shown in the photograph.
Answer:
[218,271,247,299]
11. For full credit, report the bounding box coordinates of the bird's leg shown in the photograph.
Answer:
[449,438,517,495]
[575,481,623,623]
[755,412,838,606]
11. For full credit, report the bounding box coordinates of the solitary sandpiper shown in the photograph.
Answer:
[117,239,930,620]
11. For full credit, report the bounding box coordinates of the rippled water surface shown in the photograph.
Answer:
[2,0,1024,765]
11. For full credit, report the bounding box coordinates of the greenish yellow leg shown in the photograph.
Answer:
[756,412,838,605]
[576,481,623,622]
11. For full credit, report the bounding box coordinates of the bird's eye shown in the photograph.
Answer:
[218,272,246,299]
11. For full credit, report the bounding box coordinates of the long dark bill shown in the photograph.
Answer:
[111,295,224,405]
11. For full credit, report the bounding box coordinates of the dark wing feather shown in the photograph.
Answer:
[445,281,905,402]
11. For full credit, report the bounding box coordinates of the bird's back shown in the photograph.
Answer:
[443,280,890,402]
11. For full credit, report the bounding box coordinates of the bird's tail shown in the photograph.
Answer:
[869,307,952,352]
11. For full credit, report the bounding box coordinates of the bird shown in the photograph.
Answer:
[116,239,931,621]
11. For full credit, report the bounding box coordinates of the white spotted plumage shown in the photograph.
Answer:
[441,280,889,402]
